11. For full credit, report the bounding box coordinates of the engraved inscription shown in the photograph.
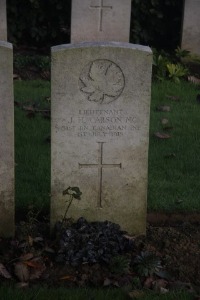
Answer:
[90,0,112,32]
[79,142,121,207]
[54,109,140,138]
[79,60,125,104]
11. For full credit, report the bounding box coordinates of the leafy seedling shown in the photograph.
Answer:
[133,251,162,277]
[61,187,82,227]
[109,255,131,275]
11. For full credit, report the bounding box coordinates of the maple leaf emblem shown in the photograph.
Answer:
[79,60,125,104]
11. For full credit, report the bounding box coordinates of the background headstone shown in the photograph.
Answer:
[51,42,152,235]
[71,0,132,43]
[181,0,200,55]
[0,41,14,237]
[0,0,7,41]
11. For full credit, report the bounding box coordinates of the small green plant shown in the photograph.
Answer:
[133,252,162,277]
[153,51,170,81]
[175,47,190,60]
[166,63,188,83]
[153,48,189,82]
[131,276,142,290]
[109,256,131,275]
[61,186,82,227]
[14,54,50,73]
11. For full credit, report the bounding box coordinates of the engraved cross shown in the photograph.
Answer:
[79,142,121,208]
[90,0,113,32]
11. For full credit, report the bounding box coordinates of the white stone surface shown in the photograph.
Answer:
[71,0,132,43]
[51,42,152,235]
[0,0,7,41]
[0,41,14,237]
[182,0,200,55]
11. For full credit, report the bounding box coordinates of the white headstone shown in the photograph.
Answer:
[182,0,200,55]
[51,42,152,235]
[71,0,132,43]
[0,41,14,237]
[0,0,7,41]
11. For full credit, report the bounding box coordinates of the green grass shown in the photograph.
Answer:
[149,80,200,212]
[0,286,193,300]
[14,80,50,214]
[14,79,200,213]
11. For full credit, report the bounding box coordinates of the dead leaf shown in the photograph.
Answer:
[144,277,154,289]
[123,234,135,241]
[103,277,112,286]
[33,237,44,243]
[160,287,169,294]
[13,74,21,80]
[113,281,120,287]
[23,105,35,112]
[0,263,12,279]
[188,76,200,85]
[154,132,171,139]
[153,279,168,292]
[60,275,75,281]
[161,118,169,125]
[19,253,34,262]
[24,260,44,269]
[28,236,33,247]
[175,199,184,204]
[29,266,46,281]
[155,270,172,280]
[166,95,180,101]
[14,262,29,282]
[128,290,145,299]
[44,246,55,254]
[156,105,171,112]
[15,282,29,288]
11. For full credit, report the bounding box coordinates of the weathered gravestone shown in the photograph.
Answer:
[0,41,14,237]
[71,0,132,43]
[0,0,7,41]
[182,0,200,55]
[51,42,152,234]
[51,0,152,234]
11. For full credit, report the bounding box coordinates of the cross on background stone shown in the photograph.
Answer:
[71,0,132,43]
[90,0,112,31]
[79,142,121,208]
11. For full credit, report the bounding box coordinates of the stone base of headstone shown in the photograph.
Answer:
[51,42,152,235]
[0,41,14,237]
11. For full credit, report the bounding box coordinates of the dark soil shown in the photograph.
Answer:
[0,216,197,290]
[138,222,200,286]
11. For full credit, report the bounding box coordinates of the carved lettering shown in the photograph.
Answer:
[54,109,139,137]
